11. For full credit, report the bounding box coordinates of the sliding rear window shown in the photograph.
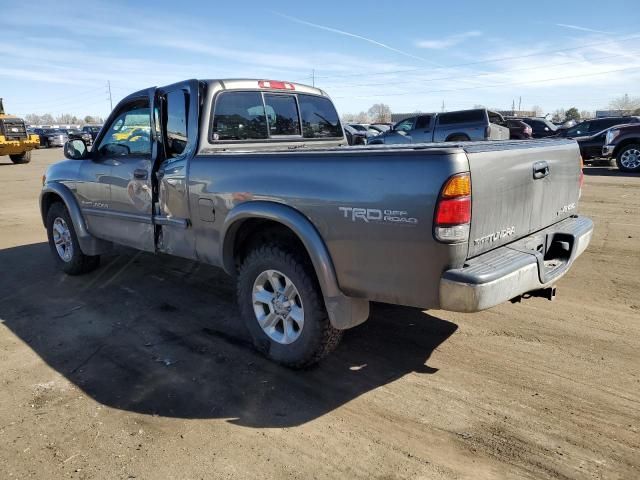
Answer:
[438,109,486,125]
[211,91,342,141]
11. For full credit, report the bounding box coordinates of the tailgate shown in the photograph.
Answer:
[465,139,581,258]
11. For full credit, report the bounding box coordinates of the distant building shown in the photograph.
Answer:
[390,112,424,123]
[595,110,633,118]
[497,110,536,118]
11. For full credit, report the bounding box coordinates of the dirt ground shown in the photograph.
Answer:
[0,149,638,480]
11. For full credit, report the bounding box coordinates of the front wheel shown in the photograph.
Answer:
[9,151,31,164]
[237,244,342,368]
[46,202,100,275]
[616,144,640,172]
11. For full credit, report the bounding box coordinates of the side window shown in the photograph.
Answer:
[415,115,432,130]
[97,100,151,157]
[395,118,415,132]
[298,94,342,138]
[263,94,300,136]
[488,112,506,126]
[212,92,268,140]
[164,90,189,158]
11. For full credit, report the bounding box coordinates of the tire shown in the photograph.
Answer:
[615,143,640,173]
[237,244,342,368]
[46,202,100,275]
[9,151,31,164]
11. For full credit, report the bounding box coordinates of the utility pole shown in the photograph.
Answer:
[512,99,515,114]
[441,100,445,112]
[518,96,522,112]
[312,69,315,87]
[107,81,113,111]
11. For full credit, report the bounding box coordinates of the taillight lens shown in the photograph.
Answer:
[434,173,471,243]
[579,155,584,198]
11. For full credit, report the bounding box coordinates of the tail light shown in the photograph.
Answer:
[579,155,584,198]
[434,172,471,243]
[525,126,533,135]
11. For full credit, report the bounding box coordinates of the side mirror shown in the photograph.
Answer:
[64,139,89,160]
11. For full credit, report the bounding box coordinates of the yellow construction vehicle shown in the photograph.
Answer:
[0,98,40,164]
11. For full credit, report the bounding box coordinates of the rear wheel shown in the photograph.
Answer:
[616,144,640,172]
[9,151,31,164]
[46,202,100,275]
[237,244,342,368]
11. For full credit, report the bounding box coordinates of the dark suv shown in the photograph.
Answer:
[513,117,558,138]
[602,123,640,172]
[559,116,640,138]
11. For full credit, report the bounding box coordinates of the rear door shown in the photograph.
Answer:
[465,140,582,258]
[154,80,200,259]
[409,115,434,142]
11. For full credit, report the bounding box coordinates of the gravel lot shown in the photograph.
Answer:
[0,148,638,479]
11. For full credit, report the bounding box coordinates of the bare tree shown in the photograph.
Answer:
[368,103,391,123]
[551,108,566,122]
[609,93,640,111]
[531,105,543,116]
[580,110,594,120]
[40,113,54,125]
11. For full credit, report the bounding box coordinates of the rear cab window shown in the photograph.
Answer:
[437,109,486,126]
[211,91,342,142]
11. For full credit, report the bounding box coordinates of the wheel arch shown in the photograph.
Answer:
[445,133,470,142]
[40,183,111,255]
[613,138,640,159]
[221,201,369,329]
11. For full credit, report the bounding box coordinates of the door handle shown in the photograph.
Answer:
[533,161,550,179]
[133,169,148,180]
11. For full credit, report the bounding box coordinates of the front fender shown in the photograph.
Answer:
[40,182,111,256]
[220,201,369,330]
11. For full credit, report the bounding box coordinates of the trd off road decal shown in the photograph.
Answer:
[339,207,418,225]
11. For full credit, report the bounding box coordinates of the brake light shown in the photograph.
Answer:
[258,80,295,90]
[579,155,584,198]
[434,173,471,242]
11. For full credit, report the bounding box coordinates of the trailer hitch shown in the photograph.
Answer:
[510,286,557,304]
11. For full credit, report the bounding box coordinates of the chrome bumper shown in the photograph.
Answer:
[439,216,593,312]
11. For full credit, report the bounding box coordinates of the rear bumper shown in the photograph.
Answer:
[439,215,593,312]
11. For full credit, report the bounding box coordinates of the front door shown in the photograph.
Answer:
[91,93,156,251]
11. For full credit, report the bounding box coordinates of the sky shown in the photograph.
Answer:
[1,0,639,119]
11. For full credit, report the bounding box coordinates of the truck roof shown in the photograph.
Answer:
[204,79,328,97]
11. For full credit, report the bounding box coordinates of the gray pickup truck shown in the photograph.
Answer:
[40,79,593,367]
[369,109,510,145]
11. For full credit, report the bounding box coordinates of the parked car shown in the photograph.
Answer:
[343,124,367,145]
[558,116,640,138]
[64,128,93,146]
[575,129,608,161]
[602,123,640,172]
[81,125,103,141]
[40,78,592,368]
[513,117,558,138]
[369,123,391,133]
[506,119,532,139]
[369,109,510,145]
[33,128,69,148]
